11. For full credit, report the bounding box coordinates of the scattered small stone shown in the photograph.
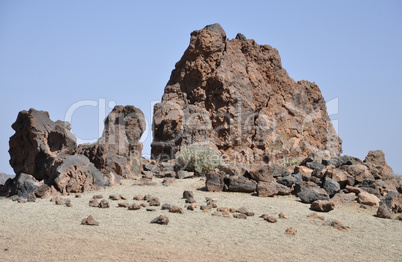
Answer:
[93,194,103,199]
[183,190,194,199]
[109,194,121,201]
[185,197,196,204]
[169,206,183,214]
[162,178,175,186]
[81,215,99,226]
[27,194,36,202]
[217,207,229,213]
[75,194,82,198]
[151,215,169,225]
[187,205,195,211]
[310,200,335,212]
[89,199,99,207]
[229,208,237,213]
[148,197,160,206]
[99,199,110,208]
[11,195,19,201]
[264,216,277,223]
[396,215,402,221]
[200,205,208,210]
[285,227,297,235]
[142,172,154,179]
[140,203,148,207]
[260,214,270,219]
[66,202,73,207]
[118,202,129,208]
[236,207,248,214]
[120,195,127,200]
[17,199,27,204]
[128,203,141,210]
[359,205,367,209]
[377,204,392,219]
[234,213,247,219]
[132,178,157,186]
[133,195,144,201]
[307,212,325,221]
[161,203,171,210]
[324,220,349,230]
[146,207,156,212]
[143,194,154,201]
[279,213,288,219]
[56,199,66,205]
[245,212,255,217]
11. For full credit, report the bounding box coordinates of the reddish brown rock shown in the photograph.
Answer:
[205,171,225,192]
[133,195,144,201]
[264,216,277,223]
[89,198,99,207]
[109,194,121,200]
[278,213,288,219]
[341,164,374,183]
[162,178,175,186]
[390,194,402,213]
[330,192,356,205]
[285,227,297,235]
[151,24,341,165]
[81,215,99,226]
[118,202,129,208]
[257,182,278,197]
[325,168,348,186]
[132,178,158,186]
[358,191,380,206]
[99,199,110,208]
[148,197,161,207]
[128,203,141,210]
[310,200,335,212]
[363,150,394,178]
[324,220,349,230]
[151,215,169,225]
[308,212,325,221]
[93,194,103,199]
[9,109,76,181]
[78,105,145,179]
[377,204,392,219]
[169,206,183,214]
[182,190,194,199]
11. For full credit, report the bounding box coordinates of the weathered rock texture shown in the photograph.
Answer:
[152,23,342,165]
[78,105,146,178]
[9,109,77,181]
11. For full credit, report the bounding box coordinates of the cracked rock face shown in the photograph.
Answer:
[152,23,342,165]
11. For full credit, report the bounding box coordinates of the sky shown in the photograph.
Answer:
[0,1,401,175]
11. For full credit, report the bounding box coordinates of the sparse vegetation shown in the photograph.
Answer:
[175,145,221,176]
[387,173,401,181]
[280,158,302,168]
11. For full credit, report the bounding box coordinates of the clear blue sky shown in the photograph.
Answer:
[1,1,401,175]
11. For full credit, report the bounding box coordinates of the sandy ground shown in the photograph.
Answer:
[0,177,401,262]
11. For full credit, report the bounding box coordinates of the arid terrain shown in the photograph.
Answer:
[1,177,400,262]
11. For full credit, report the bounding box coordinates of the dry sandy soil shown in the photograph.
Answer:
[0,178,401,262]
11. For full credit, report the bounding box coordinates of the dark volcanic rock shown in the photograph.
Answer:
[7,173,41,198]
[297,182,330,203]
[151,215,169,225]
[322,177,340,197]
[226,176,256,193]
[205,171,225,192]
[310,200,335,212]
[0,173,14,186]
[78,105,145,179]
[151,24,341,164]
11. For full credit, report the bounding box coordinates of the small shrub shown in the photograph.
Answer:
[280,158,302,168]
[175,145,221,176]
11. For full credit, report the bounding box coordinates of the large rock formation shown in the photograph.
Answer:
[78,105,146,179]
[6,105,145,197]
[9,109,77,181]
[151,24,341,166]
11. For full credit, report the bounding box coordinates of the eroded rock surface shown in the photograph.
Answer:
[152,23,342,165]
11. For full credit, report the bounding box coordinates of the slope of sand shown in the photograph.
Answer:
[0,178,401,262]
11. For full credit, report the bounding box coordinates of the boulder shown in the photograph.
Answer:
[330,192,356,205]
[9,109,76,181]
[358,191,380,206]
[7,173,41,198]
[276,175,295,187]
[226,176,256,193]
[257,182,278,197]
[78,105,145,179]
[322,177,340,197]
[390,194,402,213]
[99,199,110,208]
[310,200,335,212]
[377,204,392,219]
[151,24,341,164]
[325,168,348,187]
[0,173,15,186]
[363,150,393,178]
[177,170,194,179]
[297,183,330,203]
[52,155,106,193]
[341,164,374,183]
[249,165,288,182]
[205,171,225,192]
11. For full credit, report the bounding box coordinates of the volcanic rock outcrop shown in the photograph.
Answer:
[78,105,146,179]
[151,23,342,165]
[4,105,145,197]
